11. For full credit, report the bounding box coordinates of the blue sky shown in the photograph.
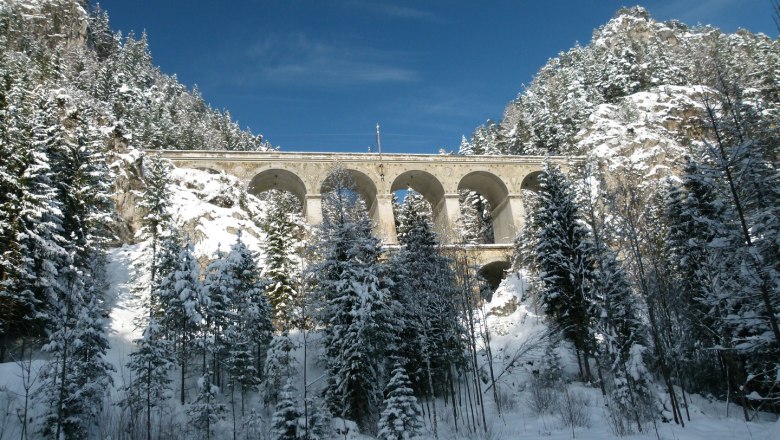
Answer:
[98,1,777,154]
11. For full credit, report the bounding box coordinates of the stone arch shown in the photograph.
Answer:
[521,170,545,192]
[320,168,378,211]
[248,169,307,207]
[458,171,515,244]
[458,171,509,209]
[479,260,511,297]
[320,168,395,241]
[390,170,447,239]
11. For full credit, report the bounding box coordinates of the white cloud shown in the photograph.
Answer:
[341,1,441,21]
[241,33,421,87]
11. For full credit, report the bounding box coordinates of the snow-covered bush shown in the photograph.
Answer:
[526,378,560,415]
[557,388,591,429]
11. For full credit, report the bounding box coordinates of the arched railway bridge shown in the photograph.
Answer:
[157,150,580,288]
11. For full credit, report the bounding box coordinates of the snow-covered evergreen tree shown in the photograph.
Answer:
[388,192,462,401]
[457,190,493,244]
[34,89,115,440]
[159,238,203,404]
[38,274,114,439]
[377,364,423,440]
[530,162,598,380]
[0,87,63,351]
[261,191,305,332]
[663,159,728,391]
[593,245,656,428]
[123,315,174,440]
[124,150,177,440]
[394,190,432,243]
[263,331,299,406]
[138,152,173,287]
[312,166,396,434]
[457,135,473,155]
[539,339,563,387]
[271,379,303,440]
[188,372,227,440]
[223,231,273,385]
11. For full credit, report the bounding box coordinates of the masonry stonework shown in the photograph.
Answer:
[157,150,577,277]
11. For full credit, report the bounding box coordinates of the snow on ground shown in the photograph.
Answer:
[445,273,780,440]
[577,85,708,179]
[104,243,145,395]
[168,167,268,259]
[1,164,778,439]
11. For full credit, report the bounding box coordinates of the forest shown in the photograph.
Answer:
[0,1,778,439]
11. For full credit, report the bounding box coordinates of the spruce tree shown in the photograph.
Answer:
[663,160,727,391]
[388,192,462,404]
[312,167,396,434]
[0,87,63,353]
[223,231,272,384]
[39,274,114,439]
[377,364,423,440]
[188,372,227,440]
[36,92,115,440]
[138,152,173,287]
[261,191,304,332]
[530,162,597,380]
[124,151,176,440]
[593,245,656,429]
[457,190,493,244]
[263,331,299,406]
[159,238,203,405]
[123,315,174,440]
[271,379,303,440]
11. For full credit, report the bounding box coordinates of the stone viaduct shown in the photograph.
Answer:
[157,150,576,288]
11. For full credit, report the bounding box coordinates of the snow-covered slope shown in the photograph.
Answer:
[104,156,270,372]
[458,274,779,440]
[577,85,707,178]
[167,166,267,257]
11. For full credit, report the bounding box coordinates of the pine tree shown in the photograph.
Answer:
[36,91,115,440]
[394,190,432,243]
[271,379,303,440]
[377,364,423,440]
[39,274,114,439]
[458,190,493,244]
[0,87,63,355]
[159,238,203,405]
[539,338,563,387]
[87,3,118,61]
[201,246,230,383]
[530,162,597,380]
[388,192,462,408]
[593,245,656,429]
[312,166,396,434]
[188,372,227,440]
[261,191,305,332]
[223,231,272,385]
[124,151,176,440]
[138,152,173,287]
[263,331,299,406]
[458,133,474,155]
[663,160,728,392]
[123,316,174,440]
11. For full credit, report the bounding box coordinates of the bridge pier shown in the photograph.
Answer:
[492,194,525,244]
[374,194,398,245]
[304,195,323,225]
[434,194,462,243]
